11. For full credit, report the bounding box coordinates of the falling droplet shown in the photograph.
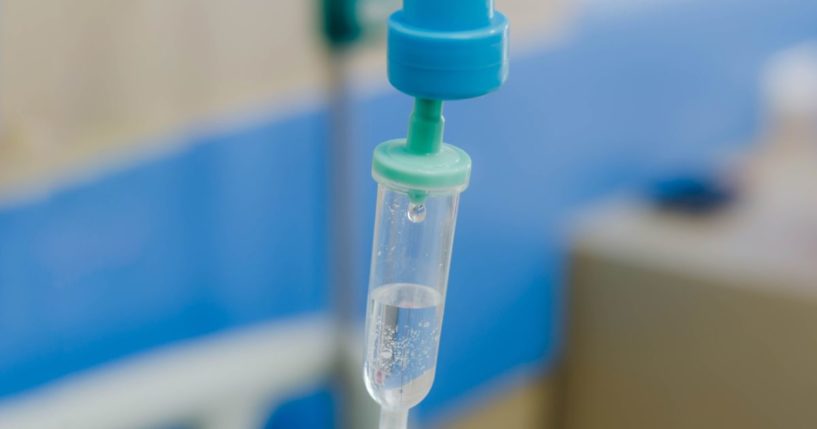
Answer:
[407,203,426,223]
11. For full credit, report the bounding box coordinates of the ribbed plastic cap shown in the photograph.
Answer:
[388,0,509,100]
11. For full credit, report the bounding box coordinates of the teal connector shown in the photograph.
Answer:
[372,98,471,199]
[406,98,443,154]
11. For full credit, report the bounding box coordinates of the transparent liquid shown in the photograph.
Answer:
[364,283,443,410]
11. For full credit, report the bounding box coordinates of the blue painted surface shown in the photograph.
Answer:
[0,110,330,397]
[265,387,336,429]
[0,0,816,426]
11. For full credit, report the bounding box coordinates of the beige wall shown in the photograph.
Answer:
[562,195,817,429]
[1,0,329,193]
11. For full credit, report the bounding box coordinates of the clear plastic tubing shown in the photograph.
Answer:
[363,184,459,429]
[363,98,471,429]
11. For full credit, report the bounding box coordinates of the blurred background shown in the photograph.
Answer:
[1,0,817,428]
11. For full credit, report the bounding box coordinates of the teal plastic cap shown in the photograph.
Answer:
[388,0,509,100]
[372,139,471,192]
